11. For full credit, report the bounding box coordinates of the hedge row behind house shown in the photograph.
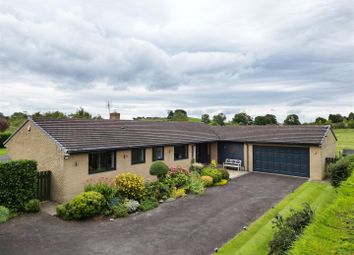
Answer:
[0,160,37,210]
[0,132,11,148]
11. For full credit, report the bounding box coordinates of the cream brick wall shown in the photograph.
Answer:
[61,144,195,201]
[5,121,65,201]
[310,130,336,180]
[210,142,218,162]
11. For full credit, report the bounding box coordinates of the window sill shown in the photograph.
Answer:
[89,168,116,175]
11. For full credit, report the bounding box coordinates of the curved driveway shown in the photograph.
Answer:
[0,172,305,255]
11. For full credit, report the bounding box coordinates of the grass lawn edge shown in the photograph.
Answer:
[218,181,337,255]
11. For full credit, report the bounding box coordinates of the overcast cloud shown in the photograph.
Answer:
[0,0,353,122]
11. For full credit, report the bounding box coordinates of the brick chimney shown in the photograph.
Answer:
[110,112,120,120]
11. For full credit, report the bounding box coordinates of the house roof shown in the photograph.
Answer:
[30,118,219,153]
[5,118,333,154]
[212,125,334,146]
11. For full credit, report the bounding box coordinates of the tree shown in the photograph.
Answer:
[172,109,188,121]
[347,112,354,121]
[315,117,327,125]
[10,112,28,130]
[44,111,67,119]
[284,114,301,125]
[328,114,343,123]
[167,109,188,121]
[254,114,277,125]
[167,110,174,120]
[201,114,211,124]
[232,112,253,125]
[69,108,92,119]
[212,113,226,126]
[264,114,277,125]
[0,117,9,132]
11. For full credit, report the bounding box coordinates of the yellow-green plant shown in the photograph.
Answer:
[201,175,213,187]
[115,172,145,200]
[172,187,187,198]
[211,160,217,169]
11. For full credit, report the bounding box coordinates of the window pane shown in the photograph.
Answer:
[89,151,115,174]
[132,148,145,164]
[153,147,164,161]
[174,145,188,160]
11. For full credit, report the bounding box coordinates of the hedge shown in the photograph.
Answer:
[289,163,354,255]
[0,132,11,148]
[0,160,37,211]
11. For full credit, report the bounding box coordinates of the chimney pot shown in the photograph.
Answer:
[110,112,120,120]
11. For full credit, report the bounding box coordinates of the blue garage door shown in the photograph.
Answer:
[253,146,309,177]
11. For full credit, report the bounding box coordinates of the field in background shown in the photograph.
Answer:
[334,129,354,154]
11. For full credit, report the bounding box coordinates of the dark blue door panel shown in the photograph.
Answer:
[253,146,309,177]
[218,142,244,165]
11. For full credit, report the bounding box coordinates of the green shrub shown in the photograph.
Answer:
[113,203,128,218]
[84,181,117,201]
[170,173,189,187]
[144,180,172,201]
[150,161,169,178]
[125,199,140,213]
[219,168,230,180]
[0,206,10,223]
[201,167,223,183]
[269,203,314,255]
[115,173,145,200]
[328,155,354,187]
[139,198,159,212]
[56,204,70,220]
[57,191,105,220]
[0,132,11,148]
[187,172,205,195]
[214,179,228,186]
[201,175,213,187]
[0,160,37,210]
[24,199,40,213]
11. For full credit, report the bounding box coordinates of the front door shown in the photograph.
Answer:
[196,143,211,164]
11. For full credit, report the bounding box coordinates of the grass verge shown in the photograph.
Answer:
[0,148,7,156]
[218,181,337,255]
[289,172,354,255]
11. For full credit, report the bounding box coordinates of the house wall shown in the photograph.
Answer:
[5,121,66,201]
[61,144,195,201]
[210,142,218,162]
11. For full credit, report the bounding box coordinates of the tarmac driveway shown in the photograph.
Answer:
[0,172,305,255]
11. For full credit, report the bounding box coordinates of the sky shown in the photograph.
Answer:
[0,0,353,122]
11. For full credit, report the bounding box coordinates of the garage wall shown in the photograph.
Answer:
[310,130,336,180]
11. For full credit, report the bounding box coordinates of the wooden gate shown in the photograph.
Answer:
[37,171,51,201]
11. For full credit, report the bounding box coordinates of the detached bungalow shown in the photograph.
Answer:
[4,115,336,202]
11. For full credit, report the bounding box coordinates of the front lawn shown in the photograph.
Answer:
[334,128,354,154]
[218,181,337,255]
[0,148,7,156]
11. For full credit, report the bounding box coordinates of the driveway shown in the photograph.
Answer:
[0,173,305,255]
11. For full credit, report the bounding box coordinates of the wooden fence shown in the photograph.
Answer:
[37,171,51,201]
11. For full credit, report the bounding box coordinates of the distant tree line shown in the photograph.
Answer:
[0,108,102,132]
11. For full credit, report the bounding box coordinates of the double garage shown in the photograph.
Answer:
[218,142,310,178]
